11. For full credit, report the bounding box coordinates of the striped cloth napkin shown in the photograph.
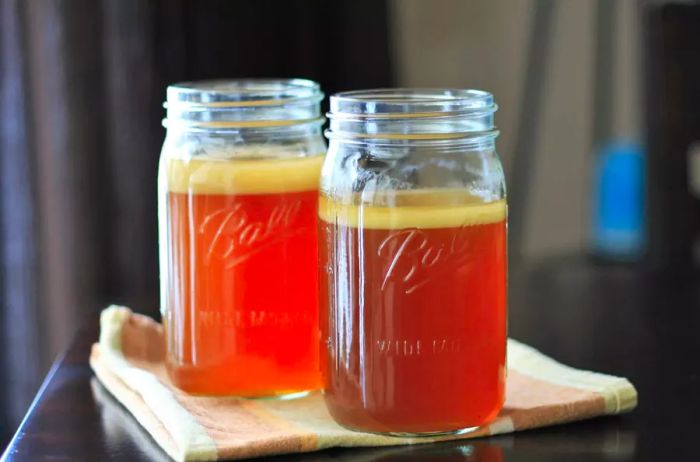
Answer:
[90,306,637,462]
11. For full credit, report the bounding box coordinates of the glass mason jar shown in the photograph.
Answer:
[319,89,507,435]
[159,79,326,397]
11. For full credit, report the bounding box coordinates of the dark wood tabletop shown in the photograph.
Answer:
[3,257,699,461]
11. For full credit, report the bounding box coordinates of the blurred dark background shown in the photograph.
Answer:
[1,0,699,449]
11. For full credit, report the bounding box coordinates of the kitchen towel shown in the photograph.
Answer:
[90,306,637,461]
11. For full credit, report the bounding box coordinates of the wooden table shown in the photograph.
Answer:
[3,258,699,461]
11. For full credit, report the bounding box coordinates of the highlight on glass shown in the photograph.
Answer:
[158,79,326,397]
[319,89,507,435]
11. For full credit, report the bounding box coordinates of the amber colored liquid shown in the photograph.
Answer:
[162,155,323,396]
[319,193,507,433]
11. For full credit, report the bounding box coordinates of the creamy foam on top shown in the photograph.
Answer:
[319,192,506,229]
[166,154,324,195]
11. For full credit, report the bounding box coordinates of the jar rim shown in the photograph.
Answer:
[326,88,498,145]
[328,88,496,120]
[164,78,324,130]
[166,78,323,108]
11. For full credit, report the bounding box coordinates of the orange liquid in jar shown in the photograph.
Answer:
[162,155,324,396]
[319,192,507,433]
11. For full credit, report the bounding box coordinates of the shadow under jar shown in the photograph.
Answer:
[319,89,507,435]
[159,79,326,397]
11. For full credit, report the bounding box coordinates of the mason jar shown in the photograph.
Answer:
[159,79,325,397]
[319,89,507,434]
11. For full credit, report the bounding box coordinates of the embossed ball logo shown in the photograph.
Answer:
[377,224,474,294]
[199,201,305,268]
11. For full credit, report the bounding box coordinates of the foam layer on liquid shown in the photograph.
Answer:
[166,154,324,195]
[319,191,506,229]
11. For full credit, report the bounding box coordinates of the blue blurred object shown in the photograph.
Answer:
[590,142,646,261]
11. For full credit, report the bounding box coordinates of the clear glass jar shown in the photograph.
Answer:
[159,79,325,397]
[319,89,507,434]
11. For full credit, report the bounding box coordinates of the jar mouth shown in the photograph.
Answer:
[326,88,498,144]
[328,88,496,120]
[164,79,324,130]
